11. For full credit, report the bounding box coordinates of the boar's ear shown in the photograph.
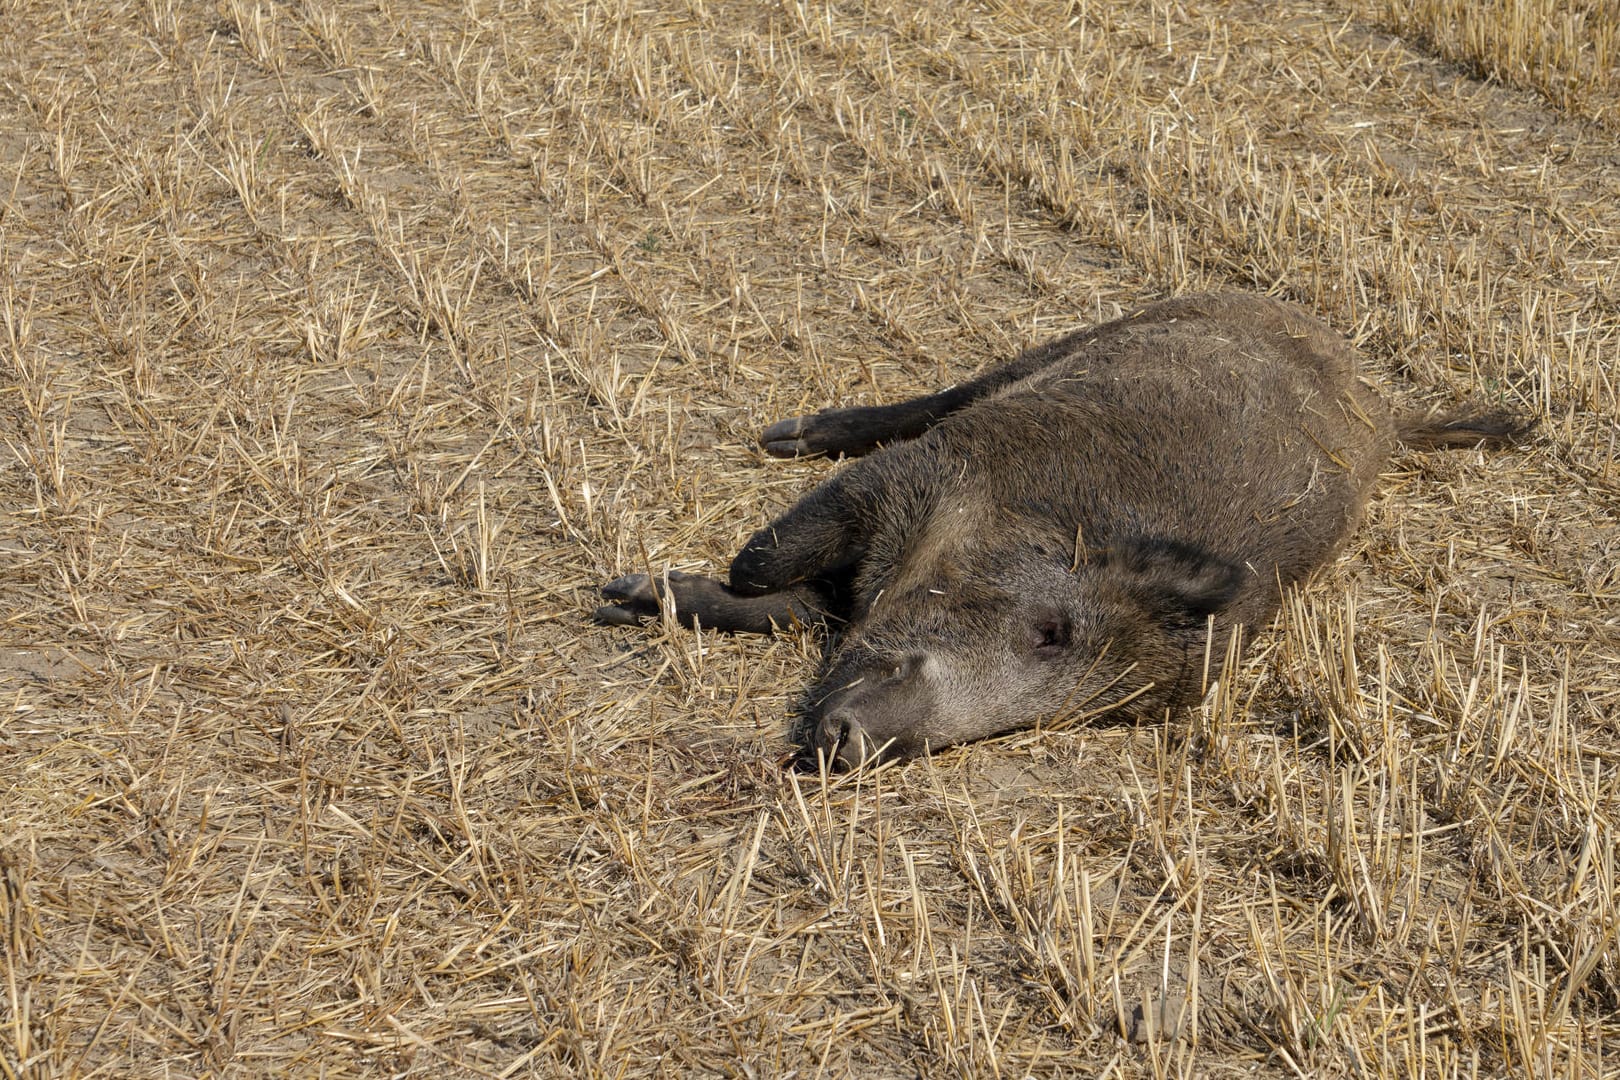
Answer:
[1107,537,1245,629]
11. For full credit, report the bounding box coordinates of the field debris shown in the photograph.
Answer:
[1,0,1616,1076]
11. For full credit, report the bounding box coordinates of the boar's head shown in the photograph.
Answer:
[800,534,1250,769]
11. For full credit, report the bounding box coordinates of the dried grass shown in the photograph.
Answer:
[1,0,1616,1076]
[1350,0,1620,129]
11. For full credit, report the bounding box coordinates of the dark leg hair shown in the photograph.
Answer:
[728,468,874,594]
[759,325,1101,457]
[593,571,844,634]
[596,462,880,633]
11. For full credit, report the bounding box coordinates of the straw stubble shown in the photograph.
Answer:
[0,0,1615,1076]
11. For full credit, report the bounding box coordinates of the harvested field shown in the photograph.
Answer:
[2,0,1618,1075]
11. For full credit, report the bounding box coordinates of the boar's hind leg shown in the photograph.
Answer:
[760,342,1073,457]
[760,397,960,458]
[594,570,838,633]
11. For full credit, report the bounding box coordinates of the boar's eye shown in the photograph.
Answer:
[1028,613,1072,658]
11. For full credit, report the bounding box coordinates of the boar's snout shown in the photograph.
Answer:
[805,651,934,769]
[811,709,875,770]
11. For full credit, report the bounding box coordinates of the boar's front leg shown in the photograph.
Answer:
[596,470,870,632]
[727,469,869,596]
[593,570,838,633]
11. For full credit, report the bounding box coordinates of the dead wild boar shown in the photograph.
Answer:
[594,293,1529,769]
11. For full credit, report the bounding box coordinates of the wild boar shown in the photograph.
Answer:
[593,293,1528,768]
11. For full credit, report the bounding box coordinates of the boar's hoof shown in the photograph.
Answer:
[760,415,820,458]
[593,571,705,625]
[593,572,658,624]
[762,407,891,458]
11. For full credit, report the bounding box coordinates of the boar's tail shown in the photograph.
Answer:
[1396,409,1536,450]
